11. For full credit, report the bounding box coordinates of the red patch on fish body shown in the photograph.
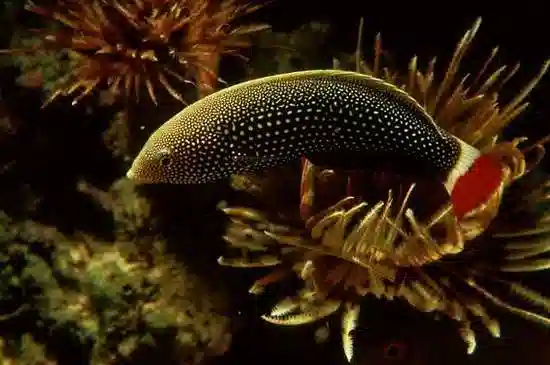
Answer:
[450,154,503,219]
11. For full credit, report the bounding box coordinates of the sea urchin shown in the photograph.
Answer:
[9,0,269,106]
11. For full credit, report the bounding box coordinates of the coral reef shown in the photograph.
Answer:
[0,179,231,365]
[217,17,550,361]
[0,1,246,360]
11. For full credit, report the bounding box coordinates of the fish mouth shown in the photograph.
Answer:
[125,167,151,184]
[126,168,135,180]
[125,167,162,184]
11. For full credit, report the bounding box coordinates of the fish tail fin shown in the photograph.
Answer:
[449,153,503,219]
[443,138,503,219]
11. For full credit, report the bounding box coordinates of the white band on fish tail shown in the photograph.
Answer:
[444,137,481,194]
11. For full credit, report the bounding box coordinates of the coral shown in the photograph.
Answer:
[9,34,74,93]
[5,0,269,107]
[217,17,550,362]
[0,334,57,365]
[0,182,231,365]
[76,178,152,240]
[0,2,243,364]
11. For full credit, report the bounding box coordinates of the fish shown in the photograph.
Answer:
[126,69,503,219]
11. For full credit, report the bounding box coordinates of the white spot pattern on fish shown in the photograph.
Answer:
[126,70,473,189]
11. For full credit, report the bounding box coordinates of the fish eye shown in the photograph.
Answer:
[158,149,172,168]
[160,155,171,167]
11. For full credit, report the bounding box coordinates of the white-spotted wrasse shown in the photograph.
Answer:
[126,70,503,219]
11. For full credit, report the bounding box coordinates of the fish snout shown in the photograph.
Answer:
[125,163,156,184]
[126,167,136,180]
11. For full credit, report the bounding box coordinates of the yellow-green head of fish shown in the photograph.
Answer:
[126,97,238,184]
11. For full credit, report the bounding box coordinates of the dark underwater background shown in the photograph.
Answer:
[0,0,549,364]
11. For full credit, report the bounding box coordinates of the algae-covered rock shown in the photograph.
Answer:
[0,333,57,365]
[8,34,74,94]
[0,209,231,365]
[76,178,152,241]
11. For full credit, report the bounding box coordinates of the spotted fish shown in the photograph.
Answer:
[126,70,503,218]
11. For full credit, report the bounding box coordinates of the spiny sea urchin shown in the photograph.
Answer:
[9,0,268,106]
[218,17,550,361]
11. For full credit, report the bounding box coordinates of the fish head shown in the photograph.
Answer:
[126,105,234,185]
